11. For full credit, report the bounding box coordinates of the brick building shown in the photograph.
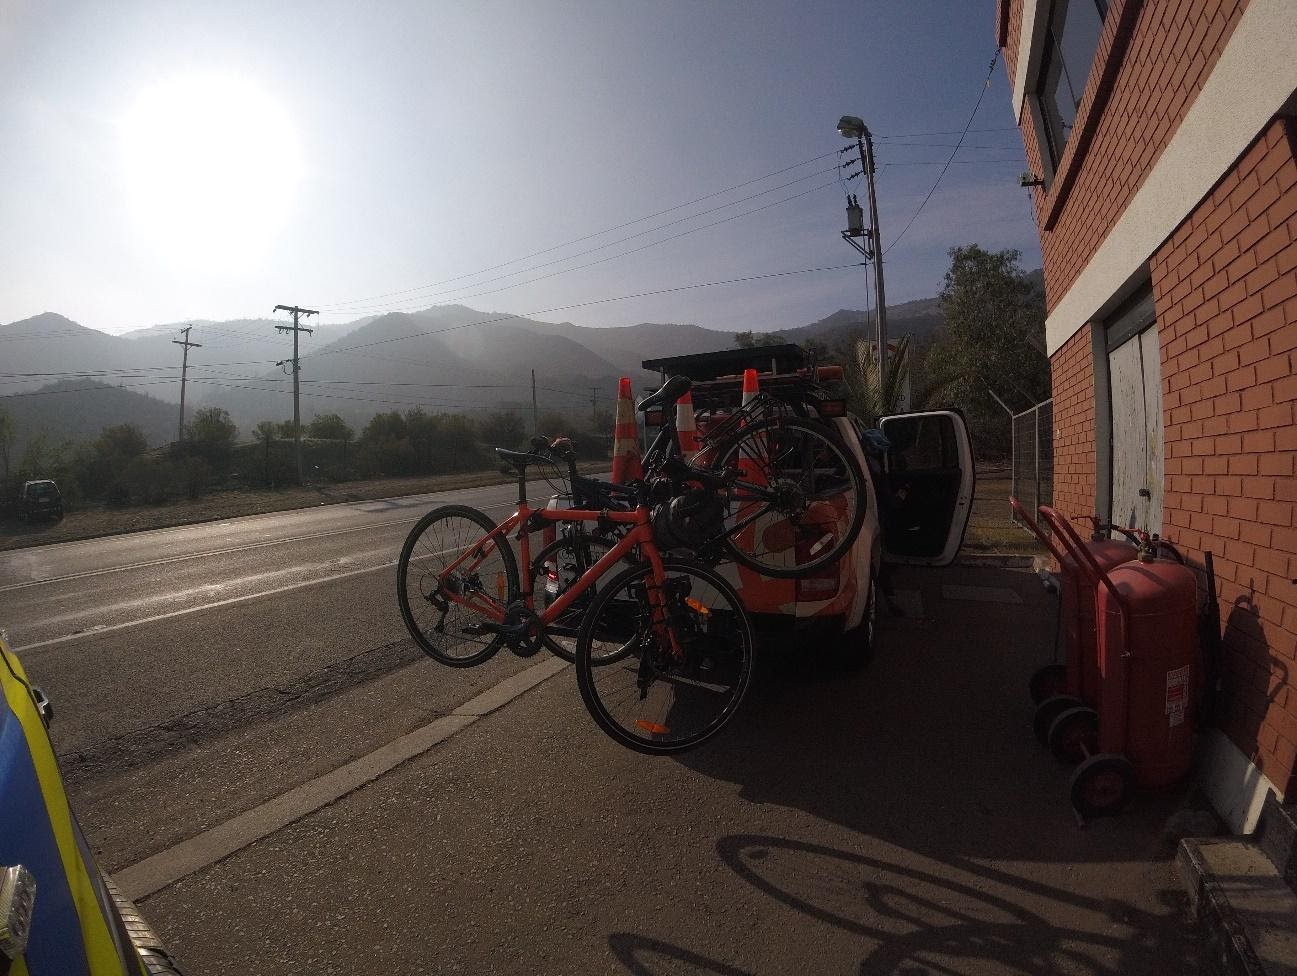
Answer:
[996,0,1296,830]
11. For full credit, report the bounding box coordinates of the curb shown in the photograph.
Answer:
[1176,837,1296,976]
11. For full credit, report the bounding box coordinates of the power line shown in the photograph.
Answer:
[319,166,839,313]
[875,126,1019,138]
[316,149,843,309]
[884,49,1001,255]
[0,359,281,379]
[323,180,840,317]
[314,261,864,354]
[0,378,183,399]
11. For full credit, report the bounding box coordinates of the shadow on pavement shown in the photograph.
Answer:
[716,835,1198,975]
[607,933,755,976]
[670,563,1201,974]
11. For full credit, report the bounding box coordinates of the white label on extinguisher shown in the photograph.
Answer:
[1166,665,1190,728]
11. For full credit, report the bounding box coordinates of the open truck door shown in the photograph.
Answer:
[878,410,974,566]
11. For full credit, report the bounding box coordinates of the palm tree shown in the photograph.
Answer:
[842,334,964,426]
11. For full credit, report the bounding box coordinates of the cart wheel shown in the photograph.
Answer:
[1033,694,1083,745]
[1047,706,1099,765]
[1069,754,1135,818]
[1029,664,1069,705]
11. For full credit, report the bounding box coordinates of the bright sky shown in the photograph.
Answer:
[0,0,1040,336]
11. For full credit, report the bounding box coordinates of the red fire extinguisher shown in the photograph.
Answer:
[1038,507,1198,817]
[1010,498,1137,736]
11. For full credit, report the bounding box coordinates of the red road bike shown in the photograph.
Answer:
[396,444,754,754]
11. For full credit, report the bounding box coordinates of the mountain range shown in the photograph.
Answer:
[0,292,956,454]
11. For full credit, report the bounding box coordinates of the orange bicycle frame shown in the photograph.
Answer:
[431,500,682,655]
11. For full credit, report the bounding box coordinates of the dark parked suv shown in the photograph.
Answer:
[18,480,64,522]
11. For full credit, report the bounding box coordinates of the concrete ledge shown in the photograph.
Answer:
[1178,837,1297,976]
[1257,795,1297,894]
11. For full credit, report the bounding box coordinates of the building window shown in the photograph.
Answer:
[1036,0,1107,167]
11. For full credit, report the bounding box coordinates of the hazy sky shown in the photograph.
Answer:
[0,0,1040,336]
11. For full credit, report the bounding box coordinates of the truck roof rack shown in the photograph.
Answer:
[641,344,807,381]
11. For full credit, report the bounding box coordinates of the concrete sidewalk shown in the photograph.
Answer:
[140,564,1204,974]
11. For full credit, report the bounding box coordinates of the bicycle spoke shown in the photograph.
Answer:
[576,562,754,754]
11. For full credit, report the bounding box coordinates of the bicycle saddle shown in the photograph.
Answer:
[494,447,544,471]
[637,375,691,413]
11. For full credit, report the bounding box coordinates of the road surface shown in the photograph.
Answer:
[0,485,1203,974]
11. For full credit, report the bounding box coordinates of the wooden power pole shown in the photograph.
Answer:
[273,304,317,484]
[531,369,539,434]
[172,325,202,442]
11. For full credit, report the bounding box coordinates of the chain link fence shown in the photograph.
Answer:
[1010,398,1053,527]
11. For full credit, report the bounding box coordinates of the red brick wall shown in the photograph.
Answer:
[1049,325,1097,519]
[1002,0,1247,313]
[1152,118,1297,795]
[1003,0,1023,82]
[1001,0,1297,795]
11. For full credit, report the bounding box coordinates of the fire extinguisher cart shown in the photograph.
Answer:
[1037,507,1199,818]
[1008,497,1138,747]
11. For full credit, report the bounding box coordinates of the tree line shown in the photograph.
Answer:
[0,403,609,515]
[740,244,1050,458]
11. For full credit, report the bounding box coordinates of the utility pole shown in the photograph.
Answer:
[531,369,539,434]
[590,387,599,428]
[172,326,202,442]
[838,117,890,383]
[273,304,317,484]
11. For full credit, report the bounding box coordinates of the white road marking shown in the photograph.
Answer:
[0,517,420,593]
[115,655,570,901]
[7,501,540,651]
[14,562,400,653]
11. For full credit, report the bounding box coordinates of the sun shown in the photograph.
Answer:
[119,75,302,266]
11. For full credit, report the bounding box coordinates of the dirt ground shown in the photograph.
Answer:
[963,465,1047,555]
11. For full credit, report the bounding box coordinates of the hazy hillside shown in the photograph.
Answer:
[118,316,370,378]
[779,296,945,348]
[3,275,1042,445]
[0,313,152,396]
[2,379,176,456]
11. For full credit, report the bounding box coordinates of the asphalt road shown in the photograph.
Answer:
[1,487,1206,974]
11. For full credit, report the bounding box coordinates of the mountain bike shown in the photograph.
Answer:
[397,441,754,754]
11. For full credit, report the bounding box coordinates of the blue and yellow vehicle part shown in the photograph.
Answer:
[0,634,148,976]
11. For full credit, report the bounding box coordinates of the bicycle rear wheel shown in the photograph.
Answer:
[575,559,754,755]
[397,505,518,667]
[530,530,635,663]
[710,416,867,579]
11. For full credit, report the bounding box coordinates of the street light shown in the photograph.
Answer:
[837,114,889,384]
[837,115,865,139]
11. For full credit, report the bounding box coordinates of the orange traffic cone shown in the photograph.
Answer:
[676,391,700,461]
[736,369,767,487]
[611,376,644,484]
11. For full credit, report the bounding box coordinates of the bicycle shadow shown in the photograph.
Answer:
[607,933,754,976]
[715,834,1200,975]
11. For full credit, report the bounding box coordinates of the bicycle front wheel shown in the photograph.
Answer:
[397,505,518,667]
[711,416,867,579]
[575,559,755,755]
